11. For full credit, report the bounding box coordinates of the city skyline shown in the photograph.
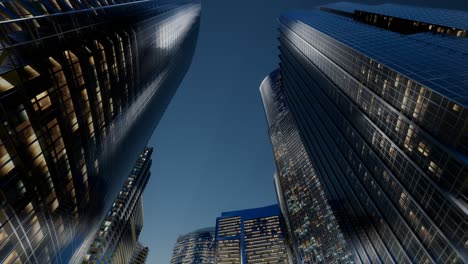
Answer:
[143,0,467,263]
[0,0,466,263]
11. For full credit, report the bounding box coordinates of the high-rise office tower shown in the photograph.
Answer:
[0,1,200,263]
[260,70,352,263]
[215,204,291,264]
[83,147,152,263]
[170,227,216,264]
[276,2,467,263]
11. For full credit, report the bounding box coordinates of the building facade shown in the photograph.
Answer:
[215,204,291,264]
[170,227,216,264]
[129,243,149,264]
[277,2,467,263]
[83,147,152,264]
[260,70,352,263]
[0,1,200,263]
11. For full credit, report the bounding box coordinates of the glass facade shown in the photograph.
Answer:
[0,1,200,263]
[170,227,216,264]
[260,70,352,264]
[215,205,291,264]
[82,147,152,264]
[277,3,467,264]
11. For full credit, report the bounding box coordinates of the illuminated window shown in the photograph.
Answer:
[395,116,403,132]
[428,161,442,178]
[3,250,19,264]
[50,198,59,212]
[0,141,14,177]
[404,125,414,152]
[0,228,9,251]
[417,142,430,157]
[23,65,40,80]
[0,76,14,92]
[49,57,80,132]
[413,87,426,119]
[399,192,409,210]
[31,91,52,111]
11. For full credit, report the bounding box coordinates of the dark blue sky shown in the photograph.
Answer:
[140,0,466,263]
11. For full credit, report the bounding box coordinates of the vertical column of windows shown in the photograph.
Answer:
[49,56,79,133]
[63,50,96,143]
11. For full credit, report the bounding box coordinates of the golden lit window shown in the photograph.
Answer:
[48,0,62,11]
[428,161,442,178]
[413,87,426,119]
[404,125,414,152]
[23,65,40,80]
[0,142,14,177]
[452,104,461,112]
[3,250,19,264]
[50,198,59,212]
[399,192,409,210]
[31,91,52,111]
[0,76,14,92]
[417,142,430,157]
[0,228,8,250]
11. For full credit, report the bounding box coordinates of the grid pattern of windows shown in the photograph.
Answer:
[244,216,289,263]
[83,147,152,264]
[277,4,467,264]
[0,1,201,263]
[215,205,291,264]
[280,8,467,154]
[170,228,215,264]
[260,70,351,264]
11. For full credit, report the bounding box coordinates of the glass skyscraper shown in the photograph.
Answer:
[0,1,200,263]
[170,227,216,264]
[215,204,291,264]
[82,147,152,264]
[260,70,352,263]
[275,2,467,263]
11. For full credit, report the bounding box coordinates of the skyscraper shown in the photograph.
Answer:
[0,1,200,263]
[276,2,467,263]
[83,147,152,264]
[170,227,216,264]
[260,70,352,263]
[215,204,291,264]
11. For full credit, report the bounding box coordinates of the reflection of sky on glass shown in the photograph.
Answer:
[157,5,201,51]
[140,1,467,263]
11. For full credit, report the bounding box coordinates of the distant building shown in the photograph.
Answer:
[83,147,152,263]
[215,204,291,264]
[170,227,216,264]
[272,2,467,263]
[0,0,200,263]
[260,70,352,263]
